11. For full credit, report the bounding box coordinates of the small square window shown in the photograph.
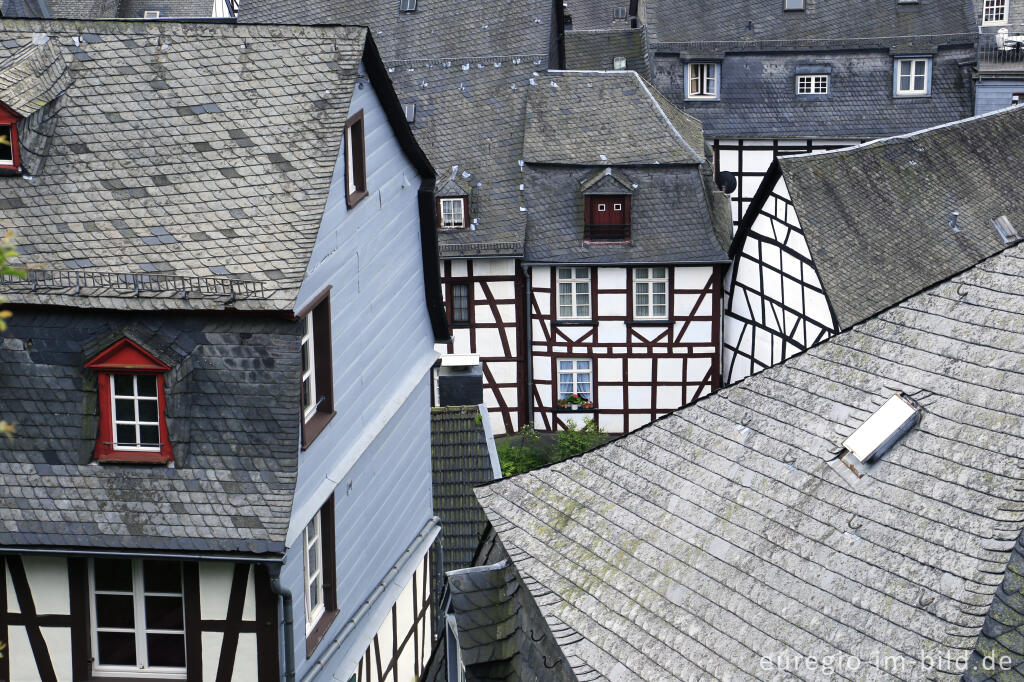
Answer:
[613,56,627,70]
[597,203,606,211]
[613,6,627,19]
[796,74,829,95]
[982,0,1006,24]
[613,203,622,210]
[345,111,367,208]
[439,197,466,229]
[557,358,593,402]
[686,63,719,99]
[894,57,930,96]
[143,9,160,17]
[784,0,804,10]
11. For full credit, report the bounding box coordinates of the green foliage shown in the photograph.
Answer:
[1,229,23,437]
[497,419,608,477]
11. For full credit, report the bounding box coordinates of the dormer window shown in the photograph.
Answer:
[585,195,630,242]
[796,74,829,95]
[894,57,931,96]
[438,197,467,229]
[784,0,805,10]
[685,63,719,100]
[0,105,21,172]
[86,338,173,463]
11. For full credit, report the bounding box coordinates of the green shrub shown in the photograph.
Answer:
[497,419,608,477]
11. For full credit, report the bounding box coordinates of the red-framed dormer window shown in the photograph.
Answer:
[0,103,21,173]
[86,338,174,463]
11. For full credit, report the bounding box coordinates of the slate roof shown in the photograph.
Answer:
[477,241,1024,681]
[563,28,649,77]
[237,0,556,63]
[564,0,633,31]
[0,19,369,313]
[0,310,301,556]
[643,0,976,45]
[774,105,1024,329]
[523,70,703,165]
[1,0,218,19]
[661,47,977,139]
[431,405,501,573]
[388,58,537,258]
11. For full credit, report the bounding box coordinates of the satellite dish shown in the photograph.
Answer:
[716,170,737,194]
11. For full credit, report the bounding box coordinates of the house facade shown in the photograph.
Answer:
[974,0,1024,112]
[0,18,448,682]
[723,105,1024,384]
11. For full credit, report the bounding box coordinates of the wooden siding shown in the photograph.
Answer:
[722,174,838,384]
[286,62,437,679]
[437,258,524,435]
[529,265,721,434]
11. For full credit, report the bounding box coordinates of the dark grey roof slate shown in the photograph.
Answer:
[388,58,537,258]
[523,164,730,264]
[238,0,555,63]
[0,0,48,18]
[643,0,975,45]
[524,70,703,165]
[431,405,501,574]
[478,242,1024,681]
[655,47,976,139]
[0,309,301,555]
[564,0,633,31]
[778,105,1024,329]
[0,34,68,116]
[0,19,367,312]
[563,28,649,77]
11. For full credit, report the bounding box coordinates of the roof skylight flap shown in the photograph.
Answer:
[842,394,920,463]
[993,215,1021,244]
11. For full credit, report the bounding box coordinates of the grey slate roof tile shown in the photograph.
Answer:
[477,242,1024,680]
[777,105,1024,329]
[0,18,368,312]
[563,28,649,77]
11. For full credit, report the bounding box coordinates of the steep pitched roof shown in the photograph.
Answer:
[238,0,556,63]
[775,105,1024,329]
[0,33,68,116]
[0,19,373,312]
[523,70,703,165]
[643,0,975,45]
[477,242,1024,680]
[431,405,501,573]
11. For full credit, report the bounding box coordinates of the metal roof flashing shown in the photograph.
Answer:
[828,393,922,486]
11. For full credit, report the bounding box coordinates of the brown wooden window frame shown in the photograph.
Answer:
[304,495,338,658]
[344,110,368,209]
[449,280,472,327]
[299,289,335,449]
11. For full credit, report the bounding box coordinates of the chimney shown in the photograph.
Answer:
[437,355,484,407]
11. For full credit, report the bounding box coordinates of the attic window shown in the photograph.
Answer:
[345,110,368,208]
[86,339,173,464]
[613,56,627,70]
[613,6,627,19]
[585,195,630,242]
[993,215,1021,244]
[784,0,805,9]
[0,105,21,172]
[143,9,160,17]
[400,0,417,11]
[438,197,467,229]
[796,74,829,94]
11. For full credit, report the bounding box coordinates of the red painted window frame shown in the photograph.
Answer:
[0,102,22,172]
[85,338,174,463]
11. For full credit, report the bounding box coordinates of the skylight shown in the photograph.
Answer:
[993,215,1021,244]
[842,394,920,463]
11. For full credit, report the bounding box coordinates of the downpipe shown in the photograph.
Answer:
[269,564,296,682]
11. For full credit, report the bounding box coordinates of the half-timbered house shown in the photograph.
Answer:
[723,105,1024,384]
[0,18,449,682]
[521,70,731,434]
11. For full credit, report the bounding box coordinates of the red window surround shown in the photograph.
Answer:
[85,338,174,463]
[0,102,21,172]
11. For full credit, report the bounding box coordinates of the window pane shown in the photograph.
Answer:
[577,360,591,370]
[914,74,925,90]
[557,268,572,279]
[900,60,912,76]
[0,125,11,162]
[307,544,319,575]
[98,631,136,666]
[139,425,160,447]
[113,374,133,396]
[136,375,157,397]
[305,517,318,541]
[137,399,159,423]
[146,633,186,668]
[559,360,573,371]
[914,60,925,76]
[143,561,181,593]
[654,304,667,317]
[145,596,184,630]
[116,424,136,446]
[301,342,310,373]
[635,268,648,278]
[95,594,135,628]
[309,574,322,607]
[900,75,911,91]
[115,399,135,421]
[575,268,588,279]
[95,559,133,591]
[652,267,666,278]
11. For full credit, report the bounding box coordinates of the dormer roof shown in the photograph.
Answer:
[523,70,705,166]
[580,166,634,194]
[0,34,68,118]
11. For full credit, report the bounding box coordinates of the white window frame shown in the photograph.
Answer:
[982,0,1007,24]
[0,124,14,167]
[795,74,829,95]
[110,374,161,452]
[89,559,186,679]
[557,358,593,401]
[300,314,317,421]
[686,62,719,99]
[440,197,466,229]
[633,267,669,320]
[143,9,160,17]
[894,57,930,96]
[556,267,591,320]
[304,510,326,632]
